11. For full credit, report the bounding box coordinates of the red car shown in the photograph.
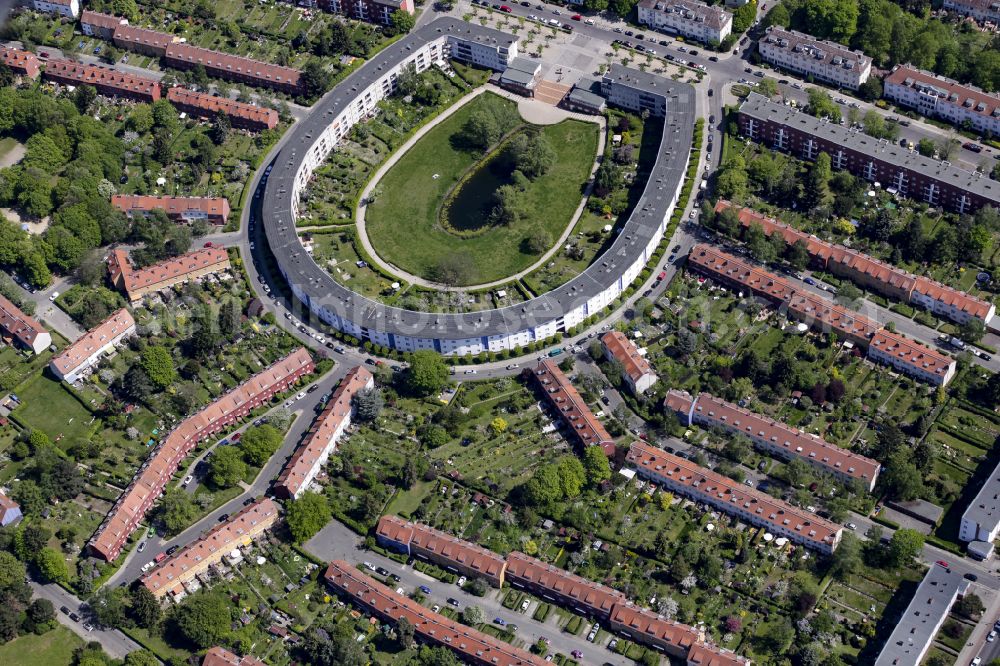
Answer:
[499,4,512,10]
[231,432,242,441]
[203,241,214,248]
[657,271,667,281]
[39,51,50,58]
[935,560,950,568]
[154,552,167,563]
[571,13,581,19]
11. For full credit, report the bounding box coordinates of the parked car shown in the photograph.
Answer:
[60,606,70,615]
[419,585,432,594]
[166,545,179,555]
[376,567,390,577]
[447,598,460,607]
[494,617,507,626]
[935,559,950,568]
[154,552,167,563]
[457,576,467,587]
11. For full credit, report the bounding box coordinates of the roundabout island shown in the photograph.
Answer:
[262,17,697,358]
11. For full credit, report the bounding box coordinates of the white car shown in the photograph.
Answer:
[585,18,594,24]
[464,369,477,374]
[182,475,194,486]
[49,291,59,302]
[432,605,441,613]
[989,631,998,643]
[296,391,306,400]
[141,562,153,572]
[457,576,467,587]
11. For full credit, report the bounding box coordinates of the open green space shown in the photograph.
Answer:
[13,375,97,445]
[366,93,599,286]
[0,626,84,666]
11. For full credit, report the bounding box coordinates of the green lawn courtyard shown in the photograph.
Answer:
[365,92,600,286]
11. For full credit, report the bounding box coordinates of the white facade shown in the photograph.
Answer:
[31,0,78,17]
[636,0,732,45]
[50,312,136,384]
[758,27,871,91]
[884,65,1000,137]
[960,457,1000,543]
[943,0,1000,23]
[280,51,688,356]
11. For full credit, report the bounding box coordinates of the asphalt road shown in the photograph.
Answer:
[29,580,142,659]
[305,519,631,665]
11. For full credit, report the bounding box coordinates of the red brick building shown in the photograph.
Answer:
[88,349,314,561]
[738,92,1000,214]
[42,59,161,103]
[111,195,230,225]
[166,87,279,131]
[527,359,616,457]
[1,46,40,80]
[163,43,301,94]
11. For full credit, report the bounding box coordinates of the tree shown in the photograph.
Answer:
[879,450,923,501]
[804,152,833,208]
[124,651,160,666]
[509,132,555,180]
[460,109,502,151]
[170,592,231,648]
[390,9,416,35]
[462,605,485,625]
[523,229,552,254]
[582,446,611,486]
[301,622,365,666]
[26,598,54,627]
[757,77,779,99]
[300,59,333,99]
[286,492,332,542]
[88,586,127,628]
[827,532,861,579]
[129,586,161,629]
[352,387,383,422]
[217,298,241,341]
[0,552,25,590]
[955,593,985,618]
[917,138,936,157]
[746,222,777,263]
[489,184,527,226]
[0,605,17,643]
[887,528,924,568]
[74,85,97,115]
[397,616,415,648]
[557,457,586,498]
[523,464,563,508]
[110,0,139,19]
[209,446,247,488]
[716,157,749,202]
[959,319,986,344]
[209,110,231,146]
[35,547,68,584]
[406,351,450,397]
[139,346,176,390]
[155,489,198,536]
[240,425,283,467]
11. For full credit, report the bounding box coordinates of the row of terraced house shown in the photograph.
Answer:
[80,12,302,94]
[687,244,958,386]
[665,389,880,490]
[3,41,279,130]
[370,515,749,666]
[87,349,315,561]
[715,202,997,330]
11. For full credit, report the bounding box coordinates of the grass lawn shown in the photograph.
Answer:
[0,626,83,666]
[13,375,97,445]
[366,92,599,285]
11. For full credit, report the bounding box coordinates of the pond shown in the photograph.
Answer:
[443,143,516,233]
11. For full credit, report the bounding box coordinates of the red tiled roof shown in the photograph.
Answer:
[275,367,373,498]
[376,514,416,546]
[868,329,956,379]
[664,389,695,419]
[112,22,176,52]
[324,560,547,666]
[89,349,314,561]
[601,331,655,386]
[49,308,134,378]
[626,441,842,550]
[141,498,279,596]
[784,290,879,343]
[80,10,126,32]
[202,646,265,666]
[166,87,279,129]
[609,603,699,655]
[687,643,751,666]
[886,64,1000,121]
[692,393,880,484]
[405,519,507,583]
[109,247,230,301]
[716,201,993,322]
[687,244,798,302]
[530,360,615,456]
[0,46,40,78]
[0,293,48,350]
[111,195,230,221]
[506,551,626,618]
[164,42,301,89]
[42,59,161,100]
